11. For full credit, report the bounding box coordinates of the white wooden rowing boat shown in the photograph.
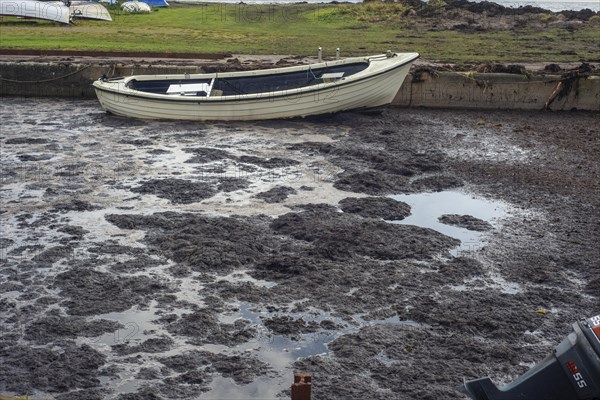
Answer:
[0,0,70,23]
[69,1,112,21]
[121,1,151,13]
[93,52,419,121]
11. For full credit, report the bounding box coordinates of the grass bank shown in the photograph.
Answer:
[0,2,598,63]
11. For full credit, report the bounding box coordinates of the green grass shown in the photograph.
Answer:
[0,3,598,63]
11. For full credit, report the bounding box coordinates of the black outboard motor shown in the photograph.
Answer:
[460,315,600,400]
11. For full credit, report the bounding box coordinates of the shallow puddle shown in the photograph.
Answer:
[389,191,508,256]
[200,302,425,399]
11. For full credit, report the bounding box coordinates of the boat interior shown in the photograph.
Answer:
[126,62,369,97]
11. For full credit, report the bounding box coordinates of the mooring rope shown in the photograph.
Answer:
[0,64,91,84]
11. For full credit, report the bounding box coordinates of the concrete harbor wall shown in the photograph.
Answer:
[1,60,598,111]
[0,61,204,99]
[393,70,600,111]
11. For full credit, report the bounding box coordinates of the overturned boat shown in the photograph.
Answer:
[0,0,70,23]
[68,1,112,21]
[121,1,151,12]
[93,52,419,121]
[1,0,111,23]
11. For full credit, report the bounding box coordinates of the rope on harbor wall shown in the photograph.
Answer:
[0,64,91,84]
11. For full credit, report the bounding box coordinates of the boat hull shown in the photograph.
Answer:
[121,1,151,12]
[69,1,112,21]
[94,53,418,121]
[0,0,70,23]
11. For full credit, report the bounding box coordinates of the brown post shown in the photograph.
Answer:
[291,371,312,400]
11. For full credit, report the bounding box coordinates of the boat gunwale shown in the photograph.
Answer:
[93,52,419,104]
[127,54,375,81]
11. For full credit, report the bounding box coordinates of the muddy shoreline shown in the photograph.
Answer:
[1,99,598,399]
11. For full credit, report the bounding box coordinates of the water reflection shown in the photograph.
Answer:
[389,191,508,256]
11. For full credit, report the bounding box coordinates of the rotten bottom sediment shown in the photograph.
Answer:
[1,98,598,400]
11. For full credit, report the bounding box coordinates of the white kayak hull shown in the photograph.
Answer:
[93,52,419,121]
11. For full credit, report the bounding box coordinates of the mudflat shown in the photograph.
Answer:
[1,98,598,399]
